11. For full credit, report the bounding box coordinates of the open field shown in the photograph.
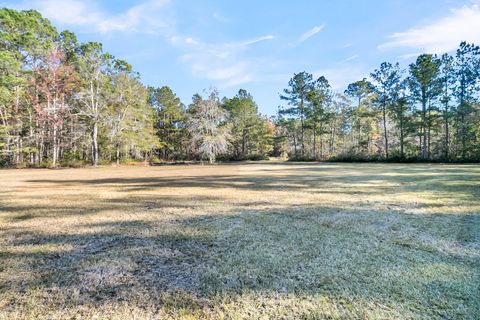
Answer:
[0,163,479,319]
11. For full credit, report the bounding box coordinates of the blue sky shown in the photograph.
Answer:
[3,0,480,115]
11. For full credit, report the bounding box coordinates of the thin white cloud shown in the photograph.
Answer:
[341,55,359,63]
[298,24,325,43]
[229,35,276,48]
[97,0,170,33]
[13,0,100,26]
[182,53,250,81]
[379,3,480,53]
[13,0,171,34]
[175,34,275,88]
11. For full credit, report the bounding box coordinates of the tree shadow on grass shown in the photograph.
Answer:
[24,172,480,200]
[1,201,479,319]
[0,194,227,223]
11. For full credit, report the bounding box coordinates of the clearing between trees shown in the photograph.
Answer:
[0,163,479,319]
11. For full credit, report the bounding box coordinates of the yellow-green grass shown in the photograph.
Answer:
[0,163,479,319]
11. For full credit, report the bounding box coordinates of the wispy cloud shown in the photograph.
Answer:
[341,55,359,63]
[97,0,170,33]
[298,24,325,43]
[379,3,480,53]
[174,34,276,88]
[230,35,276,47]
[13,0,171,34]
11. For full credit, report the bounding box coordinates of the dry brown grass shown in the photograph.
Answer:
[0,162,479,319]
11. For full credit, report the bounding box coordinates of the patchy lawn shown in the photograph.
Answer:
[0,163,479,319]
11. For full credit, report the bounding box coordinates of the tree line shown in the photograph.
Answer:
[1,9,479,167]
[276,43,480,162]
[0,9,273,167]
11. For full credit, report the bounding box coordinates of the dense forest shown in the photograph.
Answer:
[1,8,479,167]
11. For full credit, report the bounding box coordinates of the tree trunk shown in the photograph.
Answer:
[419,129,423,158]
[427,104,431,160]
[444,105,449,161]
[319,122,324,160]
[0,107,10,163]
[14,84,21,166]
[116,144,120,165]
[461,110,466,159]
[92,121,99,166]
[382,99,389,158]
[300,97,305,156]
[39,133,44,164]
[52,126,57,167]
[293,134,297,156]
[399,110,404,159]
[17,138,22,165]
[421,94,427,160]
[242,129,246,157]
[329,124,335,156]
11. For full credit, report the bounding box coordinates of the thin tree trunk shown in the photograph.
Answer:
[293,134,297,156]
[427,104,431,160]
[92,121,98,166]
[329,124,335,156]
[382,98,389,158]
[461,110,466,159]
[0,107,11,163]
[358,124,362,153]
[14,84,21,165]
[422,95,427,160]
[443,81,450,161]
[52,126,57,167]
[399,108,404,159]
[39,132,44,163]
[116,144,120,165]
[444,106,449,161]
[242,129,246,157]
[17,138,22,165]
[28,111,35,165]
[319,123,324,160]
[300,97,305,156]
[419,128,423,159]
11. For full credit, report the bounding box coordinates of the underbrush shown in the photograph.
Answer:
[287,153,480,163]
[216,153,270,161]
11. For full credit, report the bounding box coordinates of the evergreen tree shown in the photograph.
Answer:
[371,62,403,158]
[280,72,314,156]
[408,54,442,160]
[223,89,265,158]
[149,86,186,160]
[306,76,332,159]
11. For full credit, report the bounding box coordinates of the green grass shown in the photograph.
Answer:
[0,163,479,319]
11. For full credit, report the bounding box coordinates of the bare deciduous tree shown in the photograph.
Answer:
[187,89,230,163]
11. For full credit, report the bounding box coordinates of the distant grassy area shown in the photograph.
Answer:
[0,163,479,319]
